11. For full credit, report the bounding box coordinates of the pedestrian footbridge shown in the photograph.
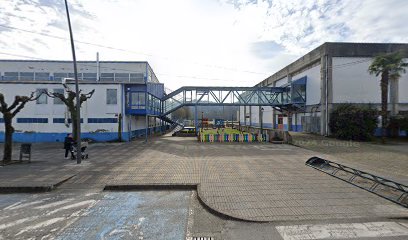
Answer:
[161,81,306,117]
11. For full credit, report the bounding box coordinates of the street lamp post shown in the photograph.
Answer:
[64,0,81,164]
[260,107,264,135]
[201,111,204,130]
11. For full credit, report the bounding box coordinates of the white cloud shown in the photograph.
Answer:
[0,0,407,90]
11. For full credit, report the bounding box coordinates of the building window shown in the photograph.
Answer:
[34,72,50,81]
[53,89,64,104]
[83,73,97,81]
[54,73,68,81]
[4,72,19,81]
[36,88,48,104]
[68,73,83,80]
[17,118,48,123]
[88,118,118,123]
[53,118,83,123]
[130,92,145,109]
[115,73,130,82]
[106,89,117,105]
[100,73,114,81]
[130,73,144,83]
[20,72,34,81]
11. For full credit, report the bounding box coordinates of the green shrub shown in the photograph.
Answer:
[329,104,378,141]
[389,115,408,137]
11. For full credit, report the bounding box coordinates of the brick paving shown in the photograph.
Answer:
[1,136,407,221]
[290,132,408,184]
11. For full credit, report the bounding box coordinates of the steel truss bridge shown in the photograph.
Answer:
[161,86,306,117]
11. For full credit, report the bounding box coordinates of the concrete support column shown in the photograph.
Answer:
[272,109,276,129]
[259,106,263,134]
[194,105,198,134]
[390,78,399,116]
[244,106,247,126]
[249,106,252,126]
[320,55,333,136]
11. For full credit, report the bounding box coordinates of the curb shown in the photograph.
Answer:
[0,174,76,193]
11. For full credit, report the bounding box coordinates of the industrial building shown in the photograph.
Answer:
[239,42,408,136]
[0,60,170,142]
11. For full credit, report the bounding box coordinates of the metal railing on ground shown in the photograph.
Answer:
[306,156,408,208]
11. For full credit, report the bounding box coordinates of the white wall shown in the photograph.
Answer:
[250,106,259,125]
[400,71,408,103]
[275,77,288,87]
[332,57,379,103]
[333,57,408,103]
[262,106,273,127]
[292,64,321,105]
[0,83,122,133]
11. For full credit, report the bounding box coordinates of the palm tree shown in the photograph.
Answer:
[368,51,408,142]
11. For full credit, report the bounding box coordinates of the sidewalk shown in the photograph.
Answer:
[290,132,408,184]
[0,137,407,222]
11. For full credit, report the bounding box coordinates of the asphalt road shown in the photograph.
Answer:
[1,189,408,240]
[0,190,190,240]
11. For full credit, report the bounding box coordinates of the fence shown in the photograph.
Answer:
[198,133,268,142]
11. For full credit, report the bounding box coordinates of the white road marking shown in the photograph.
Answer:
[3,201,22,210]
[34,199,74,210]
[0,216,38,230]
[15,217,65,236]
[276,222,408,240]
[46,200,97,215]
[7,200,47,210]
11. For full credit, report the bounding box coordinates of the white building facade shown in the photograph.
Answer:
[0,60,169,142]
[240,43,408,136]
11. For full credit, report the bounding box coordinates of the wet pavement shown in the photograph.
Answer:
[0,190,190,240]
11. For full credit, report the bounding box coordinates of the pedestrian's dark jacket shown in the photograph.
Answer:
[64,136,74,150]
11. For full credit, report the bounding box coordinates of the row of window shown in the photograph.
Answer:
[0,118,118,124]
[1,72,145,82]
[35,88,117,105]
[126,92,162,112]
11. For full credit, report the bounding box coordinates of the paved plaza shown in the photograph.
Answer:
[1,134,407,223]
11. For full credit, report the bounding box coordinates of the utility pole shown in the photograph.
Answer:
[64,0,81,164]
[260,107,264,135]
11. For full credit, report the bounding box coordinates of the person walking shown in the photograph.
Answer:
[64,134,74,159]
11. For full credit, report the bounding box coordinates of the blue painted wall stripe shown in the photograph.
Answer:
[88,118,118,123]
[17,118,48,123]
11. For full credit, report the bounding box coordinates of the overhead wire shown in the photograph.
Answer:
[0,24,268,75]
[0,51,253,83]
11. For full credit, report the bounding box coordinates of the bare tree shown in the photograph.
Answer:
[46,84,95,140]
[0,92,41,163]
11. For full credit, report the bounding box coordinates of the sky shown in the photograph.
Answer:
[0,0,408,90]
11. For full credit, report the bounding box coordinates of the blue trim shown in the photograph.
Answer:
[291,76,307,85]
[0,126,171,142]
[17,118,48,123]
[0,132,124,143]
[0,118,3,123]
[53,118,83,123]
[374,128,407,137]
[145,63,148,83]
[263,123,273,128]
[88,118,118,123]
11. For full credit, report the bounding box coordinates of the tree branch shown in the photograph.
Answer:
[0,93,7,113]
[80,89,95,105]
[11,92,40,117]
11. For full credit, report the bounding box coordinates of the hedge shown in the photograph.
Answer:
[329,104,378,141]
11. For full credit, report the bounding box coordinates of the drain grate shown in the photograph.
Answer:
[192,237,214,240]
[306,156,408,208]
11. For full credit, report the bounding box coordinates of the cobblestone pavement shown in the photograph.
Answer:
[290,132,408,184]
[1,136,407,222]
